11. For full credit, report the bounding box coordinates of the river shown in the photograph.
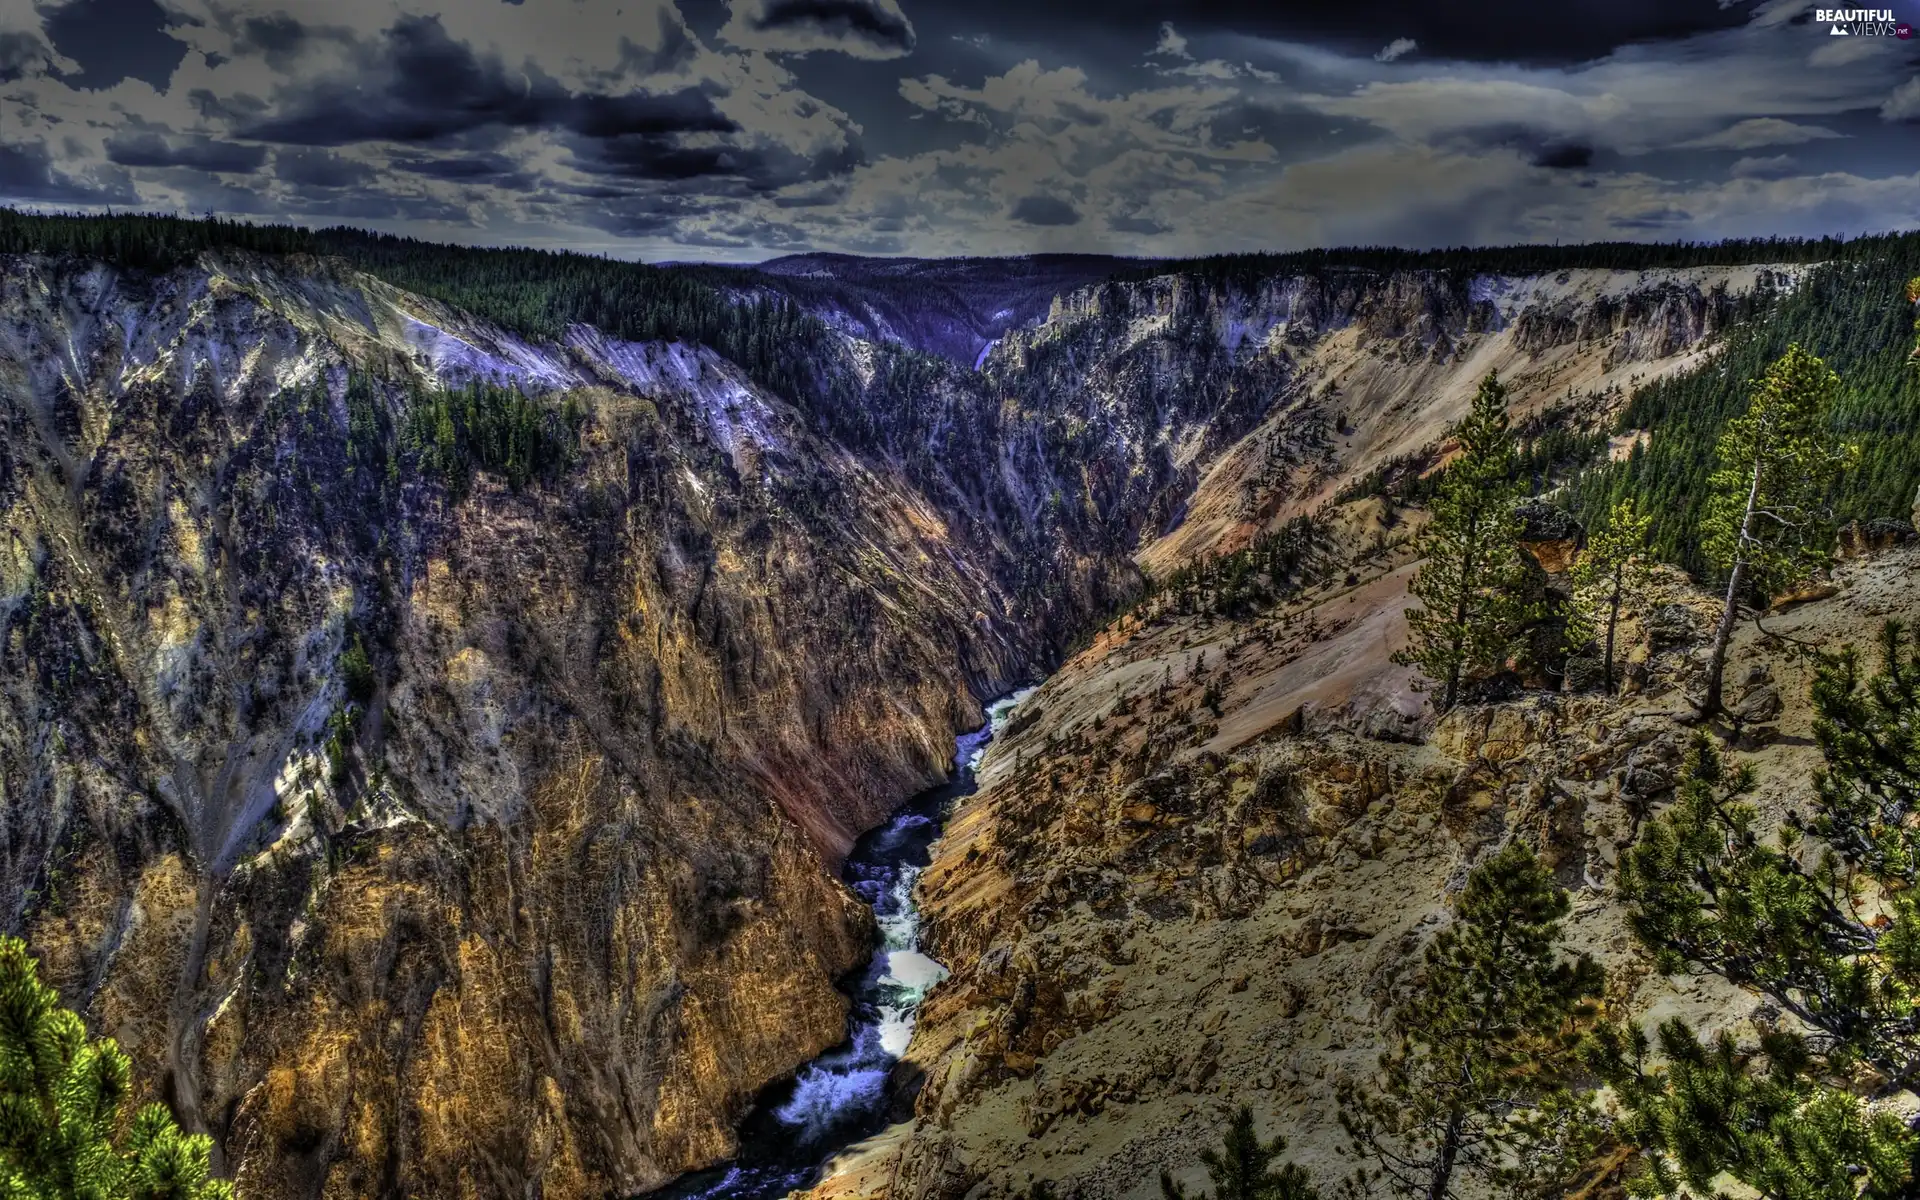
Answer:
[651,688,1034,1200]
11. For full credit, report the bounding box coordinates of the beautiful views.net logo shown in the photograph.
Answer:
[1813,7,1914,34]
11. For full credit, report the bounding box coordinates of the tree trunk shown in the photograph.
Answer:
[1702,461,1764,718]
[1427,1108,1466,1200]
[1444,516,1481,710]
[1602,570,1621,694]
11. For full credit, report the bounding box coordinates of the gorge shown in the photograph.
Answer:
[3,215,1919,1199]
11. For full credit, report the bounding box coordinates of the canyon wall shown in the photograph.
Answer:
[0,248,1827,1197]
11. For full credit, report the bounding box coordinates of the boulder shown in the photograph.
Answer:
[1563,654,1608,694]
[1515,502,1586,576]
[1645,604,1697,650]
[1836,518,1916,560]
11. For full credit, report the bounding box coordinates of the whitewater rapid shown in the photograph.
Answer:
[656,688,1033,1199]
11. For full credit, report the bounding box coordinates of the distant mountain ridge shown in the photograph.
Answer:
[729,252,1148,366]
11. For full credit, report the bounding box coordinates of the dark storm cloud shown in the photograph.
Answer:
[235,13,309,68]
[236,16,570,144]
[743,0,915,55]
[220,13,798,188]
[1010,195,1080,226]
[571,128,862,189]
[1531,143,1594,169]
[5,0,1918,257]
[391,152,528,182]
[721,0,917,58]
[1613,205,1694,230]
[44,0,185,88]
[273,148,377,189]
[107,131,269,173]
[0,141,135,203]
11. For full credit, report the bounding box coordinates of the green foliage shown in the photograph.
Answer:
[1332,406,1606,509]
[1569,498,1655,693]
[1161,1107,1319,1200]
[399,380,582,495]
[1339,843,1603,1200]
[1142,515,1329,620]
[1809,620,1920,884]
[1118,234,1888,290]
[1590,1020,1915,1200]
[1623,630,1920,1087]
[1606,622,1920,1200]
[1700,345,1855,595]
[338,636,375,707]
[1393,373,1542,709]
[1693,345,1856,715]
[0,937,232,1200]
[1568,248,1920,579]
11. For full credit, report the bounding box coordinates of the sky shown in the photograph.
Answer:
[2,0,1918,261]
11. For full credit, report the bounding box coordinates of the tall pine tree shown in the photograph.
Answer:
[1697,345,1854,718]
[0,937,233,1200]
[1570,497,1655,694]
[1339,844,1603,1200]
[1394,372,1537,710]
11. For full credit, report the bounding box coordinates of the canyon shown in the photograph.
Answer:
[2,229,1916,1199]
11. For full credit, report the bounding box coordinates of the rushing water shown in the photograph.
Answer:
[651,689,1034,1200]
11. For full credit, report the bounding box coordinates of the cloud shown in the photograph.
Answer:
[106,130,269,172]
[273,147,377,188]
[1677,117,1846,150]
[1374,38,1417,63]
[1531,142,1592,169]
[1884,77,1920,122]
[1010,193,1079,225]
[1,0,1914,259]
[1153,22,1191,60]
[1729,154,1797,179]
[720,0,917,60]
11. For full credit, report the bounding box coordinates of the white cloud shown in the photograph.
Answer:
[1374,38,1417,64]
[1730,153,1798,178]
[1678,117,1846,149]
[1152,22,1191,60]
[1883,76,1920,122]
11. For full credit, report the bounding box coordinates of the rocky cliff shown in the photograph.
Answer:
[0,249,1115,1197]
[0,241,1857,1198]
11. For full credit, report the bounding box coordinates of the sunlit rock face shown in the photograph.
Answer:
[0,246,1815,1198]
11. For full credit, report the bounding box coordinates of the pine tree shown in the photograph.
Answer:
[1570,497,1655,693]
[1620,717,1920,1086]
[1394,372,1538,710]
[1161,1107,1319,1200]
[1612,624,1920,1196]
[1697,345,1855,718]
[1338,844,1603,1200]
[0,936,233,1200]
[1588,1020,1915,1200]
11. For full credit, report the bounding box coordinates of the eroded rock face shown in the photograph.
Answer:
[0,252,1116,1196]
